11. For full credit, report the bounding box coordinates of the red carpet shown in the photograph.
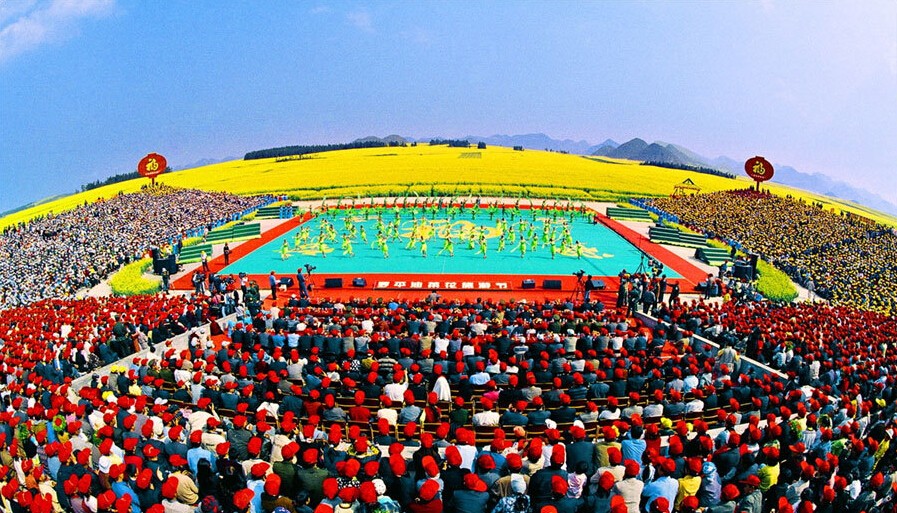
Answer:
[595,214,707,290]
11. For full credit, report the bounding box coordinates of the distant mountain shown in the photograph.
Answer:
[771,166,897,217]
[173,156,237,170]
[461,133,596,154]
[590,138,707,168]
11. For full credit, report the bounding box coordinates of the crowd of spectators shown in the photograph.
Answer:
[647,189,897,314]
[0,294,206,383]
[0,291,892,513]
[0,185,268,309]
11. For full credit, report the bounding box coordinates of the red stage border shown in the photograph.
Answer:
[172,206,708,302]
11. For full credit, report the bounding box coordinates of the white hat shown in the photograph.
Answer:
[98,456,111,474]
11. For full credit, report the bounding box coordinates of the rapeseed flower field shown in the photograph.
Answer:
[3,145,893,228]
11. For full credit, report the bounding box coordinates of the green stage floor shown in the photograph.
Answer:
[221,208,680,278]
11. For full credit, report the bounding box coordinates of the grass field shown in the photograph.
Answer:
[3,145,894,229]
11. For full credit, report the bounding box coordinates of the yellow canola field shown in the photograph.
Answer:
[3,144,894,229]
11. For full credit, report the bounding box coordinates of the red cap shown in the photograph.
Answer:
[464,473,488,492]
[161,476,179,499]
[419,479,439,501]
[551,475,568,495]
[624,459,640,477]
[232,489,254,511]
[550,444,565,465]
[740,475,761,487]
[264,473,281,496]
[216,442,230,457]
[721,483,740,501]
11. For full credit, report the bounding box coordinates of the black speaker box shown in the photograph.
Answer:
[324,278,343,288]
[153,255,177,274]
[542,279,562,290]
[589,279,606,290]
[521,279,536,289]
[733,264,753,280]
[352,277,367,287]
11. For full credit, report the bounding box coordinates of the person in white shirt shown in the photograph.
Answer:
[684,389,705,413]
[472,399,500,427]
[383,372,409,403]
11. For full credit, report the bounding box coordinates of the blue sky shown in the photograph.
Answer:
[1,1,895,212]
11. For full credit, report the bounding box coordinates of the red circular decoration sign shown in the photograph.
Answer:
[744,156,774,182]
[137,153,167,179]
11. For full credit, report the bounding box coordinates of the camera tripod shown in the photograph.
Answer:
[569,274,585,303]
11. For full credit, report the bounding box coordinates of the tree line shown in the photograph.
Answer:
[80,168,172,192]
[244,140,407,160]
[641,161,735,179]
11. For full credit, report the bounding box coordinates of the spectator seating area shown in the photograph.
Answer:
[646,189,897,314]
[0,185,271,309]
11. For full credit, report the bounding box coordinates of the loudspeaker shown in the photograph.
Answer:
[748,253,759,278]
[733,264,752,280]
[352,277,367,287]
[589,279,606,290]
[153,255,177,274]
[521,279,536,289]
[324,278,343,288]
[150,246,161,260]
[279,277,294,287]
[542,279,562,290]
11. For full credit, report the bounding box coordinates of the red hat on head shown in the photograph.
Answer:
[161,476,179,499]
[550,445,565,465]
[251,462,269,479]
[551,475,568,495]
[680,496,699,512]
[264,473,281,496]
[464,473,488,492]
[169,453,187,467]
[506,453,523,471]
[419,479,439,501]
[445,445,463,467]
[247,437,262,456]
[598,471,616,491]
[281,442,299,460]
[216,442,231,457]
[389,455,406,476]
[721,483,740,501]
[477,454,495,471]
[302,448,319,466]
[97,490,117,511]
[650,497,670,513]
[740,475,761,487]
[232,489,254,511]
[624,459,640,477]
[322,477,339,500]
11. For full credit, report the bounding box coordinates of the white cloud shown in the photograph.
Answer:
[309,5,330,15]
[0,0,114,64]
[346,10,374,34]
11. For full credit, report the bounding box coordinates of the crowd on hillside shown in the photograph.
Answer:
[0,289,893,513]
[647,190,897,314]
[0,185,269,310]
